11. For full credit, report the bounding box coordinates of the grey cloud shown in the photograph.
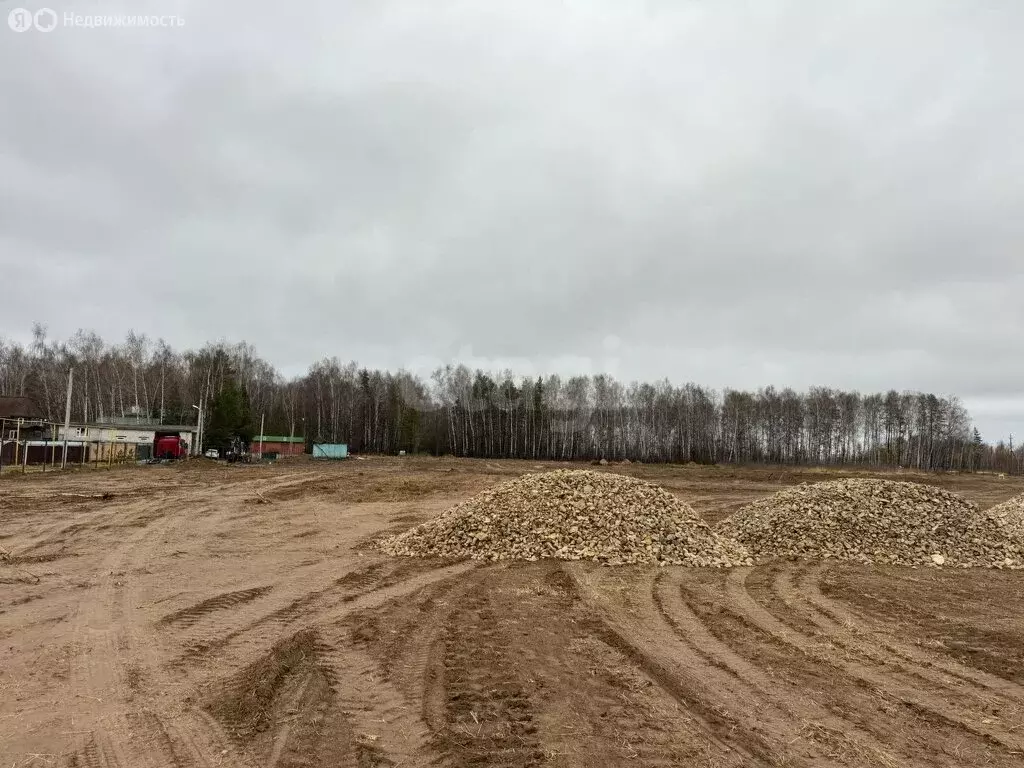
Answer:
[1,0,1022,440]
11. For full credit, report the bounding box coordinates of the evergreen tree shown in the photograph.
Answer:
[205,376,252,451]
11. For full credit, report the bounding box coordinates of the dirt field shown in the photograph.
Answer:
[3,457,1024,767]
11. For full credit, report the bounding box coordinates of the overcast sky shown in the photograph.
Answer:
[1,1,1022,441]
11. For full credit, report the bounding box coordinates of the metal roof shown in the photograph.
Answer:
[69,422,197,432]
[0,396,44,420]
[253,435,305,443]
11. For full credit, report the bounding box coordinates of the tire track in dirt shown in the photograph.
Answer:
[425,572,545,768]
[788,564,1024,703]
[206,629,351,767]
[6,504,138,564]
[674,570,1008,767]
[287,571,472,768]
[342,570,471,760]
[204,622,434,768]
[246,472,335,502]
[725,568,1024,754]
[64,501,185,767]
[420,633,448,740]
[544,565,751,767]
[11,521,92,557]
[118,573,252,768]
[562,567,772,766]
[173,578,340,667]
[8,470,328,768]
[63,733,123,768]
[347,577,466,704]
[124,710,211,768]
[63,475,316,768]
[265,673,316,768]
[648,576,847,759]
[653,570,906,766]
[314,630,442,768]
[174,560,477,670]
[5,472,225,549]
[156,500,409,664]
[560,633,734,766]
[333,561,391,593]
[374,580,476,748]
[158,586,273,629]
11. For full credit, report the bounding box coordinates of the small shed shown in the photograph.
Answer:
[312,443,348,459]
[252,435,305,456]
[1,397,48,466]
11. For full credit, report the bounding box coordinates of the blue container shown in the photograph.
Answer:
[312,443,349,459]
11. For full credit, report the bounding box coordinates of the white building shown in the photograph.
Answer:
[56,421,197,460]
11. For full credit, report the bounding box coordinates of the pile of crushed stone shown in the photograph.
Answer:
[987,492,1024,540]
[717,478,1024,568]
[379,469,750,566]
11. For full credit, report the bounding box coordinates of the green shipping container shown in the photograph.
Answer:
[312,443,348,459]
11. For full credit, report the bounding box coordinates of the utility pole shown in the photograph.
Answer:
[62,367,73,468]
[258,413,265,460]
[192,399,205,456]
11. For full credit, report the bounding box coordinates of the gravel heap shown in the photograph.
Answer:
[379,469,750,566]
[717,478,1024,568]
[987,493,1024,540]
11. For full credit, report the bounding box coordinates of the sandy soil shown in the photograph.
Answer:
[2,457,1023,767]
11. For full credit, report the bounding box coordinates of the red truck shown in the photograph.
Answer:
[154,436,188,461]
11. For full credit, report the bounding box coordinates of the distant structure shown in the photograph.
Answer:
[0,396,49,466]
[312,443,348,459]
[55,419,198,462]
[0,403,199,466]
[0,396,44,422]
[252,435,305,458]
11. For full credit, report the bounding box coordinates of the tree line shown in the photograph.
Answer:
[2,325,1021,475]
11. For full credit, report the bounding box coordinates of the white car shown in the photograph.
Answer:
[204,448,220,459]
